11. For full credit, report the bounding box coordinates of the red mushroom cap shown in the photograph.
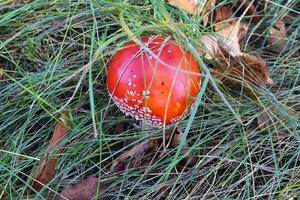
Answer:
[107,36,201,127]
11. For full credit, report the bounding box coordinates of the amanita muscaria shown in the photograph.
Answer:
[107,36,201,127]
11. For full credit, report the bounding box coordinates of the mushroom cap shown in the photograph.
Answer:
[107,36,201,127]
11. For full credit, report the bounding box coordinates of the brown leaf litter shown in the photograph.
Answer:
[167,0,216,26]
[199,4,274,97]
[268,20,288,53]
[199,5,248,58]
[54,127,195,199]
[111,137,161,172]
[29,112,70,193]
[54,175,109,200]
[214,52,274,96]
[111,128,196,173]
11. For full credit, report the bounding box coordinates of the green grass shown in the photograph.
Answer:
[0,0,299,199]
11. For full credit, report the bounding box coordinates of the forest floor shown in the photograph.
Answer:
[0,0,299,199]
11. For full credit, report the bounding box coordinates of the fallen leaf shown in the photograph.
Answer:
[214,53,274,98]
[236,0,260,23]
[70,128,185,200]
[268,20,287,53]
[111,138,161,172]
[201,0,216,27]
[167,0,216,26]
[199,6,248,59]
[112,127,196,172]
[217,54,270,86]
[54,175,106,200]
[215,22,248,56]
[213,5,248,56]
[199,22,248,59]
[168,0,198,14]
[214,5,233,25]
[198,5,274,98]
[30,112,70,192]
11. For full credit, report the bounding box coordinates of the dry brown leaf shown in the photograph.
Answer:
[214,53,274,98]
[111,138,161,172]
[198,5,274,97]
[30,112,70,192]
[199,22,248,59]
[168,0,199,14]
[111,128,193,172]
[236,0,260,23]
[111,128,197,177]
[217,54,270,86]
[167,0,216,26]
[214,5,233,24]
[199,6,248,59]
[55,175,105,200]
[201,0,216,27]
[216,22,248,56]
[268,20,287,53]
[215,1,259,24]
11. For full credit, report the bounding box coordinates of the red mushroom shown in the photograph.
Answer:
[107,36,201,127]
